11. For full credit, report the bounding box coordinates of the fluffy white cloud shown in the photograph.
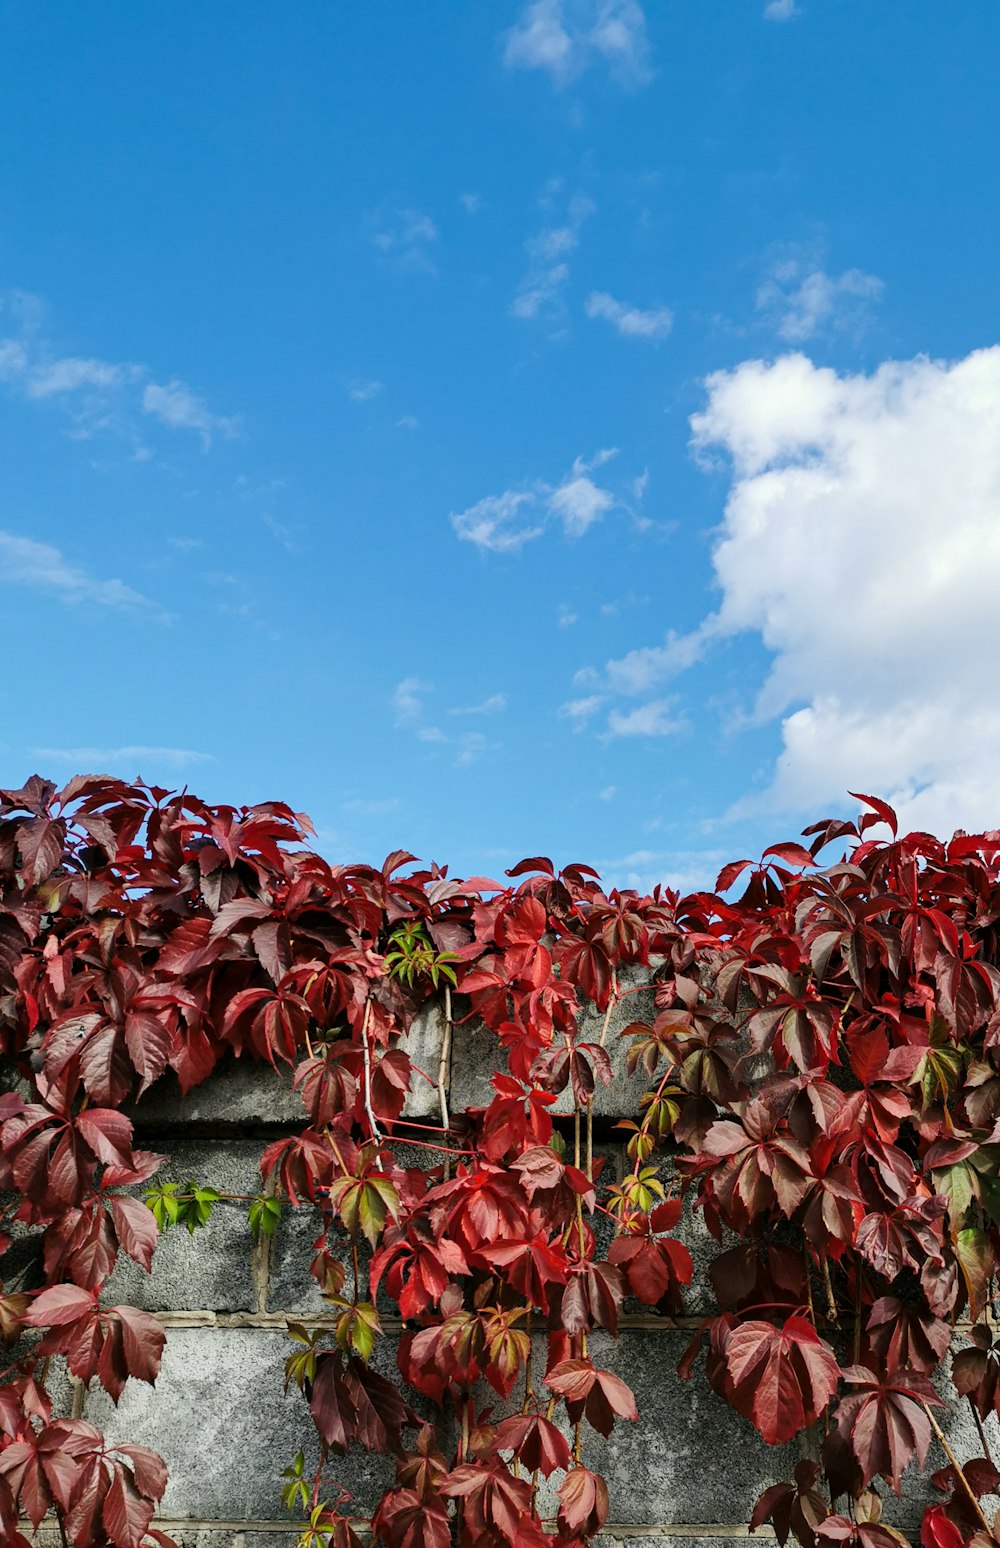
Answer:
[763,0,797,18]
[679,347,1000,835]
[504,0,652,88]
[451,451,617,552]
[585,291,673,340]
[757,259,883,342]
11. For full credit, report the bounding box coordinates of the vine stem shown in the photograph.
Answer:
[968,1394,995,1468]
[439,985,453,1182]
[922,1401,991,1531]
[359,1000,383,1166]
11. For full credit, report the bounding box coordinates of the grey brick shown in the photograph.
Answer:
[84,1326,397,1520]
[105,1141,260,1312]
[449,965,662,1119]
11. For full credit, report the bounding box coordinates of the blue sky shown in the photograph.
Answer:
[2,1,1000,890]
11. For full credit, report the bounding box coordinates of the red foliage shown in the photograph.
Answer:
[1,775,1000,1547]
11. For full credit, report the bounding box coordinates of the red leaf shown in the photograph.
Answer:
[23,1284,97,1327]
[109,1196,159,1273]
[103,1463,155,1548]
[724,1316,841,1445]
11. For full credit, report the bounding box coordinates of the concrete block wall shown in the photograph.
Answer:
[15,994,999,1546]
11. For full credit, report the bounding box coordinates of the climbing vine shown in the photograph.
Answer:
[0,775,998,1548]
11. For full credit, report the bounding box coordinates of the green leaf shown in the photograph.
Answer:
[248,1194,282,1243]
[335,1301,381,1360]
[179,1182,222,1234]
[145,1181,181,1232]
[955,1227,997,1319]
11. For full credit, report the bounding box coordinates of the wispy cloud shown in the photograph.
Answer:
[451,450,619,553]
[28,357,136,398]
[348,377,384,402]
[34,745,212,768]
[0,289,238,451]
[372,208,440,274]
[511,193,594,323]
[459,193,485,214]
[763,0,798,18]
[396,414,419,431]
[504,0,652,89]
[0,531,166,618]
[342,795,400,817]
[392,677,431,727]
[585,291,673,341]
[560,694,605,731]
[756,254,884,341]
[448,693,508,717]
[604,698,686,738]
[142,380,240,448]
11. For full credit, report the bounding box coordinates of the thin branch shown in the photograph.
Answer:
[439,985,454,1181]
[923,1401,991,1531]
[969,1394,995,1468]
[359,1000,384,1166]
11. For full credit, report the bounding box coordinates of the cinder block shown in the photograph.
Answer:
[448,965,662,1119]
[84,1326,396,1520]
[530,1328,796,1524]
[131,1059,304,1129]
[130,1004,443,1130]
[104,1141,260,1312]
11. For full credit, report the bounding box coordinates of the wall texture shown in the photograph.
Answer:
[18,988,992,1547]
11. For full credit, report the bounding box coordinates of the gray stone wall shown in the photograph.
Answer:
[17,994,999,1546]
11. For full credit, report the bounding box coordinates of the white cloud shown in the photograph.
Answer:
[396,414,419,430]
[605,699,685,738]
[451,450,617,552]
[676,347,1000,836]
[0,289,235,450]
[35,745,211,768]
[459,193,484,214]
[605,630,710,695]
[557,603,578,628]
[392,677,430,727]
[764,0,797,17]
[560,694,605,731]
[372,208,439,273]
[757,258,883,342]
[142,380,240,446]
[585,291,673,341]
[27,357,133,398]
[449,693,508,716]
[455,731,489,767]
[599,785,617,801]
[504,0,652,88]
[548,469,614,536]
[342,795,400,817]
[596,845,728,896]
[511,194,594,323]
[451,491,544,553]
[348,378,383,402]
[0,531,164,616]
